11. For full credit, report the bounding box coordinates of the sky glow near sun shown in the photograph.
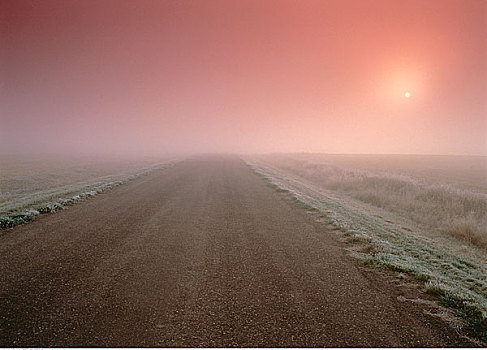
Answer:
[0,0,486,156]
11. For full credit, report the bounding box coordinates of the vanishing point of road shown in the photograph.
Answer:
[0,156,476,346]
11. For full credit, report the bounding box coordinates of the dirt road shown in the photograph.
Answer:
[0,156,476,346]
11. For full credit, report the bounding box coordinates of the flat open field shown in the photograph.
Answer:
[287,153,487,191]
[0,156,479,346]
[0,154,170,179]
[249,153,487,250]
[0,155,172,215]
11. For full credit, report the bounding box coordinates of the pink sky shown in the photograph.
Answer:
[1,0,486,156]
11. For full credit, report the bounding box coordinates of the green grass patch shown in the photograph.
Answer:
[426,281,487,341]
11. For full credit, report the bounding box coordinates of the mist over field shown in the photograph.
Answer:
[248,153,487,247]
[1,0,486,157]
[1,0,486,346]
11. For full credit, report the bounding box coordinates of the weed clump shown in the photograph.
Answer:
[0,212,36,229]
[425,281,487,341]
[443,215,487,250]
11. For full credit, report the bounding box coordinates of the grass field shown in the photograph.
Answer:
[249,153,487,250]
[0,155,175,229]
[245,153,487,340]
[282,153,487,191]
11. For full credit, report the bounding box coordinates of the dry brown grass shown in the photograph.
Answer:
[253,154,487,250]
[443,216,487,249]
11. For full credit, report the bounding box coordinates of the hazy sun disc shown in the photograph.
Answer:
[405,91,411,98]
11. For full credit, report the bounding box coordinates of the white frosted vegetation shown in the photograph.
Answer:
[0,162,176,230]
[250,155,487,250]
[247,160,486,338]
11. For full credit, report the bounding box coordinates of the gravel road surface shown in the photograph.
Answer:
[0,156,476,346]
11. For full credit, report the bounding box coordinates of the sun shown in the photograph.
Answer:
[405,91,411,98]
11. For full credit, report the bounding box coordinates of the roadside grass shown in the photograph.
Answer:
[443,216,487,250]
[0,181,123,230]
[290,196,318,211]
[425,281,486,337]
[266,182,290,194]
[252,155,487,250]
[248,161,487,342]
[0,162,175,231]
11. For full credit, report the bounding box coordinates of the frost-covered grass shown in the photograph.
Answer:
[246,160,487,341]
[0,156,177,230]
[249,154,487,250]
